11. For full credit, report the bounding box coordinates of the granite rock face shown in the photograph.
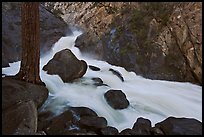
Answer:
[43,2,202,85]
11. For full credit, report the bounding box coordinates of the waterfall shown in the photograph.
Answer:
[2,30,202,132]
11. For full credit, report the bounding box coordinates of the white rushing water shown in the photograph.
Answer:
[2,30,202,132]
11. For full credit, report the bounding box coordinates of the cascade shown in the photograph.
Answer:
[2,30,202,132]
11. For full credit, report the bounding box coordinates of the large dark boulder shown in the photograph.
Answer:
[2,76,48,135]
[2,2,71,67]
[2,76,49,111]
[37,111,54,132]
[2,100,37,135]
[39,106,99,135]
[104,89,129,109]
[78,116,107,132]
[44,110,76,135]
[43,49,87,82]
[155,117,202,135]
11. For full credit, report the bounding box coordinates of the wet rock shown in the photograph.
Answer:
[155,117,202,135]
[104,89,129,109]
[43,49,87,82]
[100,126,119,135]
[92,77,103,84]
[109,68,124,82]
[89,65,101,71]
[91,77,109,87]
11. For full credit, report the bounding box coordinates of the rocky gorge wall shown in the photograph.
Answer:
[2,2,72,67]
[43,2,202,85]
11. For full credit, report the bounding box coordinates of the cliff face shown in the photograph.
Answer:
[43,2,202,85]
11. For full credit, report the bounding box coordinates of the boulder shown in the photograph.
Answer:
[44,110,77,135]
[78,116,107,132]
[2,100,37,135]
[132,117,152,135]
[37,111,54,132]
[155,117,202,135]
[2,76,49,111]
[2,2,71,67]
[43,49,87,82]
[69,106,98,117]
[40,106,99,135]
[119,128,133,135]
[104,89,129,109]
[150,127,164,135]
[100,126,119,135]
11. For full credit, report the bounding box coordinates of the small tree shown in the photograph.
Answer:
[15,2,42,84]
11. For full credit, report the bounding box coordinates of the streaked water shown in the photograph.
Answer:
[2,30,202,132]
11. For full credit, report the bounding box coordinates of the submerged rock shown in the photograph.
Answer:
[91,77,109,87]
[43,49,87,82]
[89,65,101,71]
[109,68,124,82]
[104,89,129,109]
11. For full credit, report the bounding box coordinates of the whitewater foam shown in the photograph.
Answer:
[2,30,202,132]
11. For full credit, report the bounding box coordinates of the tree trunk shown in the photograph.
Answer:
[15,2,42,84]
